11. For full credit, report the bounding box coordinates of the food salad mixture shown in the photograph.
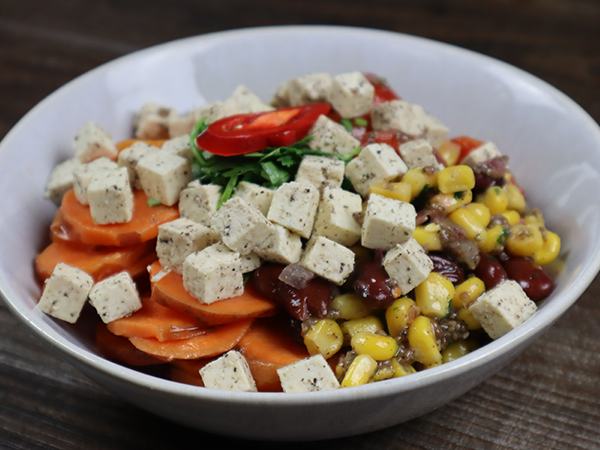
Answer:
[37,71,561,393]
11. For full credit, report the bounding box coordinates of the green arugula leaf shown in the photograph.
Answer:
[353,118,368,127]
[340,118,353,132]
[147,197,161,207]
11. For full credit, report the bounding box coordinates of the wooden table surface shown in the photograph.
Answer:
[1,1,599,448]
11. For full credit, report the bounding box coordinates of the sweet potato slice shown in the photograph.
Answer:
[149,261,278,326]
[58,189,179,247]
[95,322,165,366]
[128,318,253,361]
[116,139,166,152]
[238,317,310,392]
[169,358,216,387]
[107,297,212,342]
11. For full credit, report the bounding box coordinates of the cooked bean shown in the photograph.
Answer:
[474,253,508,289]
[502,257,554,301]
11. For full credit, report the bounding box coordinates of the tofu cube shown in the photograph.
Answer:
[240,253,262,273]
[178,181,222,226]
[182,243,244,304]
[270,79,294,108]
[398,139,443,170]
[267,182,320,239]
[88,271,142,323]
[73,157,119,205]
[300,236,355,286]
[307,115,361,156]
[168,102,236,137]
[328,71,375,118]
[254,224,303,265]
[382,238,433,295]
[232,181,275,216]
[361,194,416,250]
[468,280,537,339]
[71,121,118,163]
[44,158,84,205]
[421,113,450,149]
[156,217,220,273]
[199,350,257,392]
[312,187,362,246]
[287,72,332,106]
[223,85,274,114]
[161,134,194,165]
[87,167,134,225]
[117,142,161,189]
[136,151,193,206]
[133,102,172,139]
[345,143,408,197]
[211,197,276,255]
[36,263,94,324]
[461,142,503,167]
[277,354,340,393]
[294,155,345,190]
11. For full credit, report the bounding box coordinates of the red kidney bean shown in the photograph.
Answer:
[429,253,465,284]
[502,257,554,301]
[353,261,396,309]
[474,252,508,289]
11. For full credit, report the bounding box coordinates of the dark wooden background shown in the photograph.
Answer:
[1,1,599,448]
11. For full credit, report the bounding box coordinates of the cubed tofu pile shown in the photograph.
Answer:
[39,71,556,394]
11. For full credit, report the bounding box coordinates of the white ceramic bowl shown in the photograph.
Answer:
[1,26,600,441]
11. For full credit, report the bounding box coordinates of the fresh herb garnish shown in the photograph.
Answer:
[496,227,510,244]
[340,118,353,133]
[353,118,368,127]
[147,197,161,207]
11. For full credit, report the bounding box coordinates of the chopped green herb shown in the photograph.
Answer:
[454,191,465,200]
[494,187,501,195]
[532,273,540,278]
[440,299,453,321]
[340,118,353,132]
[496,227,510,244]
[353,118,368,127]
[147,197,161,207]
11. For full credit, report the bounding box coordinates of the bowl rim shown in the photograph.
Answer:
[2,24,600,406]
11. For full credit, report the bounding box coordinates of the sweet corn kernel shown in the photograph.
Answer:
[429,190,473,214]
[438,140,461,167]
[402,167,438,200]
[438,165,476,194]
[453,277,485,308]
[341,354,378,387]
[414,272,455,319]
[413,225,442,251]
[524,208,545,227]
[479,186,508,215]
[504,184,526,213]
[502,210,521,226]
[391,358,417,377]
[341,316,384,344]
[369,182,412,203]
[506,224,544,257]
[386,297,420,338]
[351,332,399,361]
[330,292,374,320]
[449,208,487,245]
[371,362,395,382]
[441,340,479,363]
[408,315,442,366]
[456,307,482,330]
[464,202,491,228]
[533,230,561,266]
[478,224,509,254]
[304,319,344,359]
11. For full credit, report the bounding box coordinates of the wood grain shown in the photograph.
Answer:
[0,0,599,448]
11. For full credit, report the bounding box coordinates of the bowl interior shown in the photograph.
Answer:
[1,25,600,438]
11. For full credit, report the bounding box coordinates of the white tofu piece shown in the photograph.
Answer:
[461,142,503,167]
[199,350,257,392]
[178,181,222,226]
[44,158,84,205]
[300,236,355,286]
[328,71,375,118]
[398,139,443,170]
[345,143,408,197]
[240,253,262,273]
[287,72,332,106]
[36,263,94,324]
[312,187,362,247]
[382,238,433,295]
[294,155,345,190]
[421,114,450,149]
[117,142,161,189]
[270,79,293,108]
[87,167,134,225]
[361,194,416,250]
[156,218,220,273]
[133,102,172,139]
[223,85,274,114]
[72,157,119,205]
[468,280,537,340]
[182,243,244,304]
[161,134,194,165]
[267,181,320,239]
[136,151,193,206]
[168,102,236,137]
[71,122,118,163]
[88,271,142,323]
[277,354,340,393]
[232,181,275,216]
[307,115,361,156]
[210,197,276,255]
[254,224,303,265]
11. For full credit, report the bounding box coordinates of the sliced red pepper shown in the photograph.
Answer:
[451,136,485,163]
[363,72,401,106]
[196,103,331,156]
